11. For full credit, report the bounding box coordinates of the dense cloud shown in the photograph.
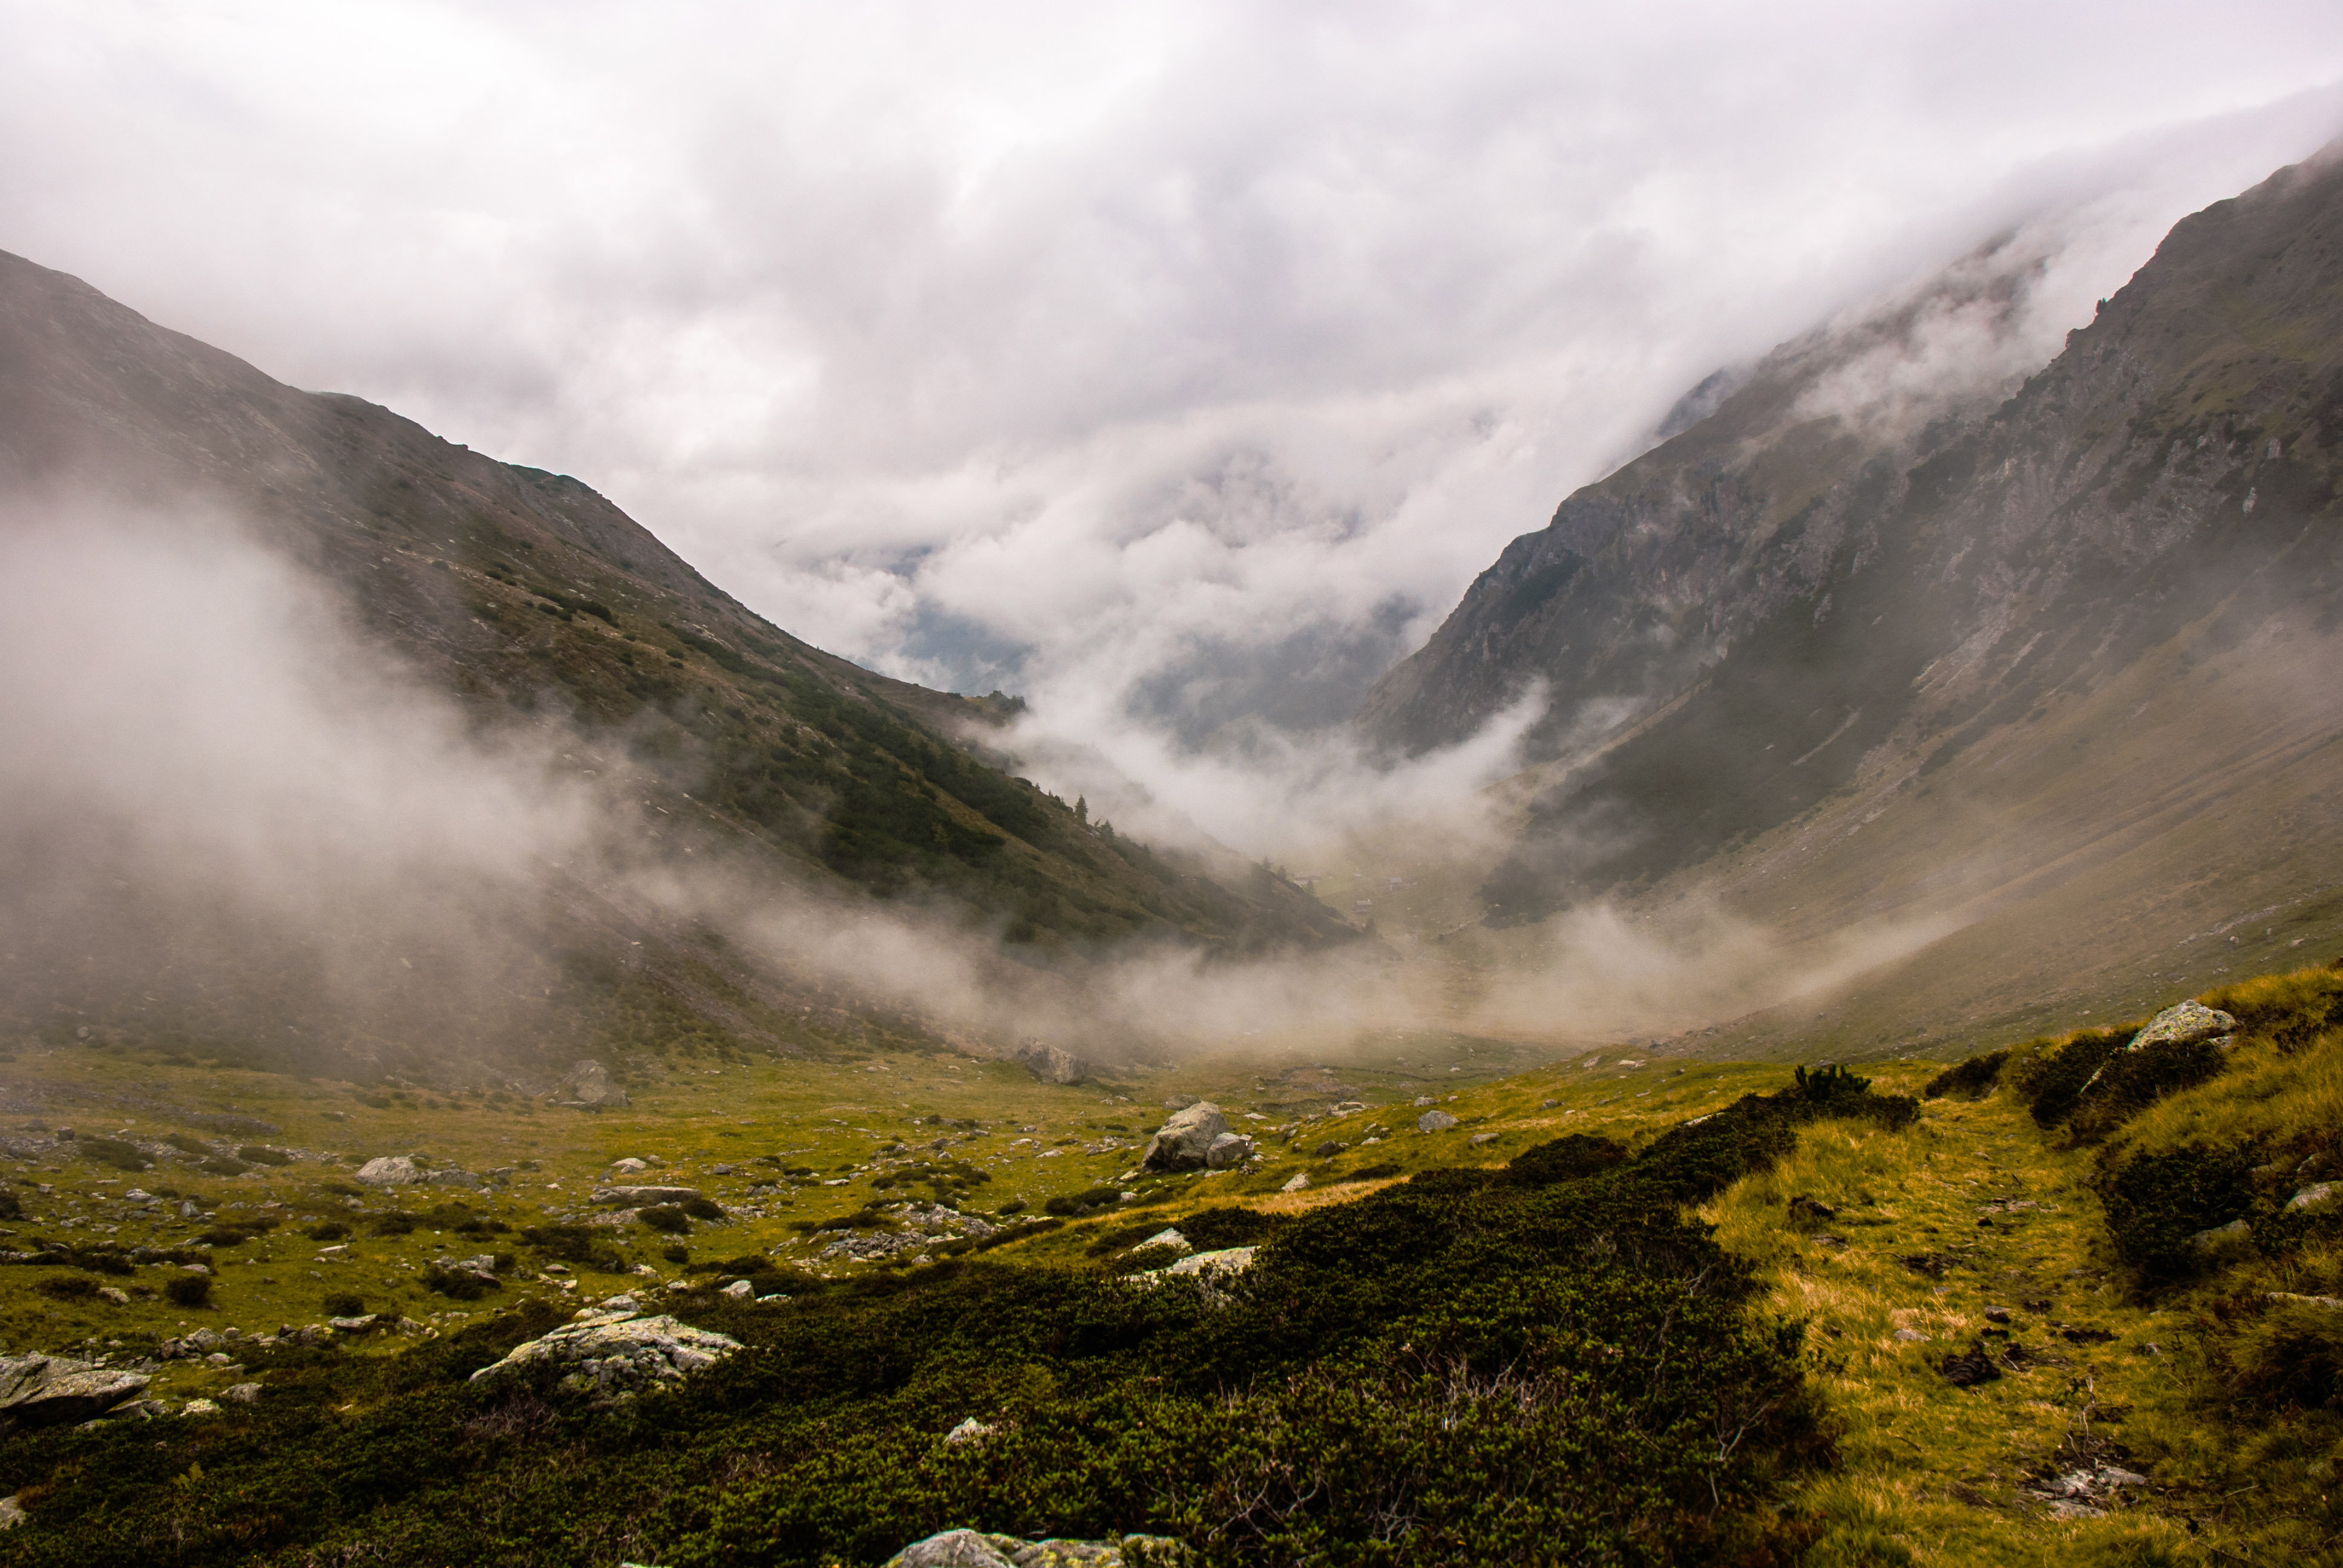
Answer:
[5,2,2343,851]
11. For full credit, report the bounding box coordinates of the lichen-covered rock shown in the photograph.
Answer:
[0,1354,151,1437]
[2288,1182,2339,1211]
[883,1529,1193,1567]
[1141,1102,1227,1171]
[468,1310,739,1403]
[355,1155,420,1186]
[1418,1109,1460,1132]
[2126,1000,2238,1052]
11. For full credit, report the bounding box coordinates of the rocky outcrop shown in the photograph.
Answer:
[2126,1001,2238,1052]
[818,1203,998,1263]
[0,1354,151,1436]
[555,1060,629,1110]
[884,1528,1193,1567]
[1014,1041,1092,1086]
[468,1309,739,1403]
[1141,1103,1228,1171]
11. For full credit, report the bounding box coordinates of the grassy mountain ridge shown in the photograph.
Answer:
[0,249,1348,1077]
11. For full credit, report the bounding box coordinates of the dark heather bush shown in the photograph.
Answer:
[0,1073,1914,1567]
[2009,1028,2135,1128]
[2096,1142,2259,1277]
[638,1205,692,1235]
[163,1274,211,1307]
[1924,1050,2011,1100]
[2064,1036,2227,1140]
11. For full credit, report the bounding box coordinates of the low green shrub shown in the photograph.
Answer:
[640,1206,692,1236]
[1043,1187,1126,1217]
[321,1293,367,1318]
[73,1137,149,1172]
[163,1275,212,1308]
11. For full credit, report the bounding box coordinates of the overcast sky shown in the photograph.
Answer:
[7,1,2343,848]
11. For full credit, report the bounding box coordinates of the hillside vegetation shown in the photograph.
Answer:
[0,958,2335,1563]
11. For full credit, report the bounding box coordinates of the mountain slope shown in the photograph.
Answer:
[0,251,1346,1077]
[1363,147,2343,1050]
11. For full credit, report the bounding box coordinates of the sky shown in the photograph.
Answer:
[7,1,2343,851]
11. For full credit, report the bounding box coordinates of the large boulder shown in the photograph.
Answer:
[354,1155,421,1186]
[554,1059,629,1110]
[885,1529,1192,1567]
[1141,1102,1228,1171]
[468,1309,738,1404]
[2126,1001,2238,1052]
[1418,1109,1460,1132]
[1014,1040,1092,1086]
[0,1354,151,1437]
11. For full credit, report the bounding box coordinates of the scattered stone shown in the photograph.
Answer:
[2268,1291,2343,1310]
[97,1286,128,1305]
[1892,1328,1929,1342]
[720,1281,753,1299]
[1130,1228,1191,1255]
[1279,1172,1309,1193]
[220,1382,261,1405]
[2287,1182,2339,1211]
[943,1416,997,1445]
[424,1168,481,1187]
[355,1155,420,1186]
[1787,1195,1839,1223]
[554,1059,629,1110]
[329,1315,381,1334]
[1417,1110,1459,1133]
[0,1354,152,1436]
[468,1310,740,1404]
[1142,1102,1230,1172]
[2126,1000,2237,1052]
[1312,1140,1346,1159]
[1413,1096,1436,1107]
[609,1157,649,1175]
[819,1203,998,1263]
[0,1495,22,1530]
[1470,1132,1499,1146]
[179,1397,220,1417]
[2187,1218,2252,1258]
[591,1186,704,1206]
[1983,1306,2014,1325]
[1204,1132,1254,1169]
[1539,1098,1560,1109]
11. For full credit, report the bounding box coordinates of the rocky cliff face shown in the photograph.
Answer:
[1368,148,2343,927]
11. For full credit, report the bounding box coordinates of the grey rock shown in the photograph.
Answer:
[1163,1246,1257,1280]
[1014,1040,1091,1086]
[179,1397,219,1417]
[1414,1096,1436,1106]
[591,1185,704,1206]
[2267,1290,2343,1310]
[220,1382,262,1405]
[468,1310,740,1403]
[2126,1001,2238,1053]
[554,1059,630,1110]
[2287,1182,2339,1211]
[943,1415,997,1445]
[887,1530,1020,1568]
[1470,1131,1499,1146]
[0,1494,22,1530]
[355,1155,421,1186]
[1141,1102,1228,1172]
[424,1168,480,1187]
[2187,1218,2252,1256]
[1418,1110,1460,1132]
[720,1280,753,1299]
[1130,1228,1190,1255]
[0,1354,152,1437]
[1204,1132,1254,1169]
[1279,1172,1310,1193]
